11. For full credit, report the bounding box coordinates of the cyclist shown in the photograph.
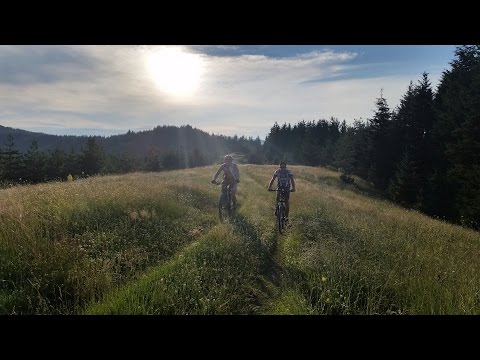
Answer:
[211,154,240,209]
[267,161,296,223]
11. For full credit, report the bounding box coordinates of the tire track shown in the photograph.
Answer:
[231,166,289,311]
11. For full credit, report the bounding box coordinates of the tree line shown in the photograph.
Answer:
[0,128,264,185]
[264,45,480,230]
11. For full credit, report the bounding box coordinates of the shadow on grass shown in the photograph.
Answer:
[229,212,285,292]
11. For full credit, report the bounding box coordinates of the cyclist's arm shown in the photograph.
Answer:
[212,166,223,182]
[267,174,276,190]
[290,175,296,191]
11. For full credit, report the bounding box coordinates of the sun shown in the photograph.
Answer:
[146,47,204,98]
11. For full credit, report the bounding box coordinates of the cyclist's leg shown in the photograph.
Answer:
[220,182,228,205]
[230,182,237,208]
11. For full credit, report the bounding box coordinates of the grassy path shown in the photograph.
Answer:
[2,164,480,314]
[85,165,290,314]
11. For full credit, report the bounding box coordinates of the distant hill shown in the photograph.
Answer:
[0,124,260,159]
[0,125,84,153]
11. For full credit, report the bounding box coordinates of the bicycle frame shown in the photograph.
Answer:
[270,188,288,233]
[215,182,234,221]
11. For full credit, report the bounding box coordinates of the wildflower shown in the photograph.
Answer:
[129,211,139,220]
[322,276,327,282]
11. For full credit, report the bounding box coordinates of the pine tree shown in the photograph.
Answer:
[80,137,105,176]
[388,151,421,207]
[333,127,356,177]
[351,119,370,180]
[0,134,22,182]
[24,139,46,183]
[367,92,393,190]
[388,73,435,209]
[430,45,480,228]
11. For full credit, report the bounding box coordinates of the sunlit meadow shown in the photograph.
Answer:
[1,165,479,314]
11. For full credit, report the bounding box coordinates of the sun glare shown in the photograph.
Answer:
[146,47,204,98]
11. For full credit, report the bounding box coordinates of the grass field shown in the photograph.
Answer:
[1,164,479,314]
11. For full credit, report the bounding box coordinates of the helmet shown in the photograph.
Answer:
[280,161,287,168]
[224,155,233,161]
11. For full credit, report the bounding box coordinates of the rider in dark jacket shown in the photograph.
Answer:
[267,161,296,221]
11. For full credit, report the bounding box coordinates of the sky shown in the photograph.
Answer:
[0,45,457,140]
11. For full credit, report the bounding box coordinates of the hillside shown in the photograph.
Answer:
[1,165,479,314]
[0,124,259,157]
[0,125,77,153]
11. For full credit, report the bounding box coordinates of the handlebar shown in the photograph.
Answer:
[268,188,295,192]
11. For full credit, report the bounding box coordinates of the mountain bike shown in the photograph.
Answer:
[269,188,289,234]
[213,181,235,221]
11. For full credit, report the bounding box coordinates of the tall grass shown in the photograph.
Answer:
[262,165,480,314]
[86,225,269,314]
[1,164,479,314]
[0,170,218,314]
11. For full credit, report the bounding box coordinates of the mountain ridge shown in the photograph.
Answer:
[0,124,261,157]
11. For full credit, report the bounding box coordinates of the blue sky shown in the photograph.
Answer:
[0,45,457,140]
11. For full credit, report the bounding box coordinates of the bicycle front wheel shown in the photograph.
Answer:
[277,205,285,233]
[219,193,231,221]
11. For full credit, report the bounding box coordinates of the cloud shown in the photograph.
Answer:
[0,112,117,133]
[0,45,98,84]
[0,45,451,140]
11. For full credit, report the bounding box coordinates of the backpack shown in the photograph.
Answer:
[223,163,239,182]
[276,169,291,188]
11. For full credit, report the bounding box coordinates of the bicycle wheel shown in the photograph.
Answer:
[277,204,285,233]
[219,193,231,221]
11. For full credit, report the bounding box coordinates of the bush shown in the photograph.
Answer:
[340,174,354,184]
